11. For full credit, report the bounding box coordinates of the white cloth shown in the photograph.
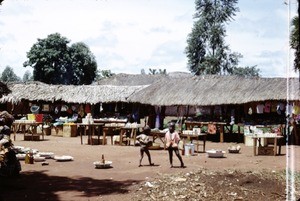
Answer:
[256,104,264,114]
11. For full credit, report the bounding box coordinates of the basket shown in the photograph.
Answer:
[206,149,225,158]
[43,127,51,136]
[228,149,240,154]
[228,145,241,154]
[93,161,112,169]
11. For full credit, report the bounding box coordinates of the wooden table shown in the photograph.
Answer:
[102,124,127,145]
[93,119,127,124]
[77,123,104,145]
[150,130,167,149]
[119,126,141,146]
[12,121,43,141]
[252,134,283,156]
[185,121,227,142]
[180,133,207,153]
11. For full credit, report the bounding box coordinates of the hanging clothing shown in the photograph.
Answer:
[271,102,277,113]
[248,107,253,115]
[61,105,68,112]
[155,114,160,129]
[154,106,161,129]
[85,104,91,114]
[276,102,285,115]
[78,105,85,117]
[264,102,271,113]
[256,104,265,114]
[293,103,300,115]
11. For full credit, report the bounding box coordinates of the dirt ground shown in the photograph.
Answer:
[1,134,300,201]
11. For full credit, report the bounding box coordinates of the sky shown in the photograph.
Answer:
[0,0,298,78]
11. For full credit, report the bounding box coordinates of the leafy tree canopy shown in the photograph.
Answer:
[186,0,240,75]
[69,42,98,85]
[290,16,299,50]
[148,68,167,75]
[0,66,21,82]
[22,70,33,82]
[23,33,97,85]
[231,66,260,78]
[290,9,299,72]
[96,69,115,80]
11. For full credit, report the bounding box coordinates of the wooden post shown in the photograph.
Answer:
[219,124,224,143]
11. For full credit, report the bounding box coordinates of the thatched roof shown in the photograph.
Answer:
[95,73,166,86]
[1,76,299,106]
[0,81,148,104]
[127,75,300,106]
[62,85,148,104]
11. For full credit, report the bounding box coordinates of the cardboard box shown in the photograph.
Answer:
[63,125,77,137]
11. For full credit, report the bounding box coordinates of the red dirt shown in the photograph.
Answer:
[1,135,299,200]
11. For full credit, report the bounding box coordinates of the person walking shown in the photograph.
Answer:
[165,122,185,168]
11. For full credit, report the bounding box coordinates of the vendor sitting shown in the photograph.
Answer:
[0,118,11,147]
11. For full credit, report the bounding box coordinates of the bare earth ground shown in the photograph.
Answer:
[1,134,300,201]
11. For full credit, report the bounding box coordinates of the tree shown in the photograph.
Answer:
[0,66,21,82]
[22,70,33,82]
[148,68,167,75]
[23,33,97,85]
[69,42,97,85]
[231,66,260,78]
[96,69,115,80]
[185,0,240,75]
[290,1,299,72]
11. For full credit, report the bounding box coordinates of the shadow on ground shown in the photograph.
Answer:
[0,171,141,201]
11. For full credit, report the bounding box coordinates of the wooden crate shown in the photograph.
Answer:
[24,134,40,141]
[258,146,274,155]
